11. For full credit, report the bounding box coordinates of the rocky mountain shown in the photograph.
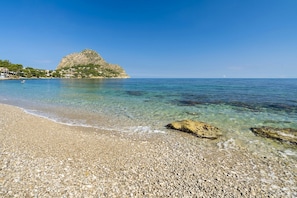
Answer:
[56,49,129,78]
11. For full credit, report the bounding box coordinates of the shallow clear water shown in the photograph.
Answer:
[1,78,297,159]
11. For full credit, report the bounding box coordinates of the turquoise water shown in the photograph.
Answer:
[1,78,297,158]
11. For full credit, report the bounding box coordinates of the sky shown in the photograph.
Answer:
[1,0,297,78]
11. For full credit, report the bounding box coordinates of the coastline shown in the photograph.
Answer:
[0,76,130,80]
[0,103,296,197]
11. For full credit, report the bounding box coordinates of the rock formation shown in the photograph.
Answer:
[166,120,222,139]
[56,49,129,78]
[250,127,297,145]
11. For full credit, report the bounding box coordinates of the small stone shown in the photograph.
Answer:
[86,185,93,188]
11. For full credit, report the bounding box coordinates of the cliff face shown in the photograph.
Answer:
[56,49,129,78]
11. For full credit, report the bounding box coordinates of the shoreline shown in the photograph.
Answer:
[0,103,296,197]
[0,76,130,80]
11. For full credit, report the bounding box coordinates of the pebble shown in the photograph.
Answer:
[0,103,296,197]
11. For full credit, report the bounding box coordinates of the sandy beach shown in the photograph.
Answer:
[0,103,296,197]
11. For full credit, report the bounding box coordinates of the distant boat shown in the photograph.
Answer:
[21,80,25,84]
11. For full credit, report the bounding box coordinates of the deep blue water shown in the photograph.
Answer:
[1,78,297,158]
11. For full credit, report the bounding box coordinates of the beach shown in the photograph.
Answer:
[0,103,296,197]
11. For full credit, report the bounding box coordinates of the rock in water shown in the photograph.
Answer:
[250,127,297,145]
[56,49,129,78]
[166,120,222,139]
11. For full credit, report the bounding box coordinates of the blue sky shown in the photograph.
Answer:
[1,0,296,78]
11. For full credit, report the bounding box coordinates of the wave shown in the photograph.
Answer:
[22,108,166,134]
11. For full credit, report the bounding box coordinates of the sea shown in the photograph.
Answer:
[1,78,297,160]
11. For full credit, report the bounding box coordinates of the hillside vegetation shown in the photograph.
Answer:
[1,49,129,79]
[56,49,129,78]
[0,60,54,78]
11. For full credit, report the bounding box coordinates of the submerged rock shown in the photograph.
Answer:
[166,120,222,139]
[175,100,202,106]
[126,91,144,96]
[250,127,297,145]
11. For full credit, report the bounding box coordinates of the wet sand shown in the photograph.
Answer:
[0,103,296,197]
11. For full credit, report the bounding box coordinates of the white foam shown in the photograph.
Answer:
[122,126,166,134]
[217,138,237,150]
[283,149,297,157]
[277,131,296,138]
[23,108,99,128]
[23,108,165,134]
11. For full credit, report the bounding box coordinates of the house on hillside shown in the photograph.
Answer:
[0,67,9,78]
